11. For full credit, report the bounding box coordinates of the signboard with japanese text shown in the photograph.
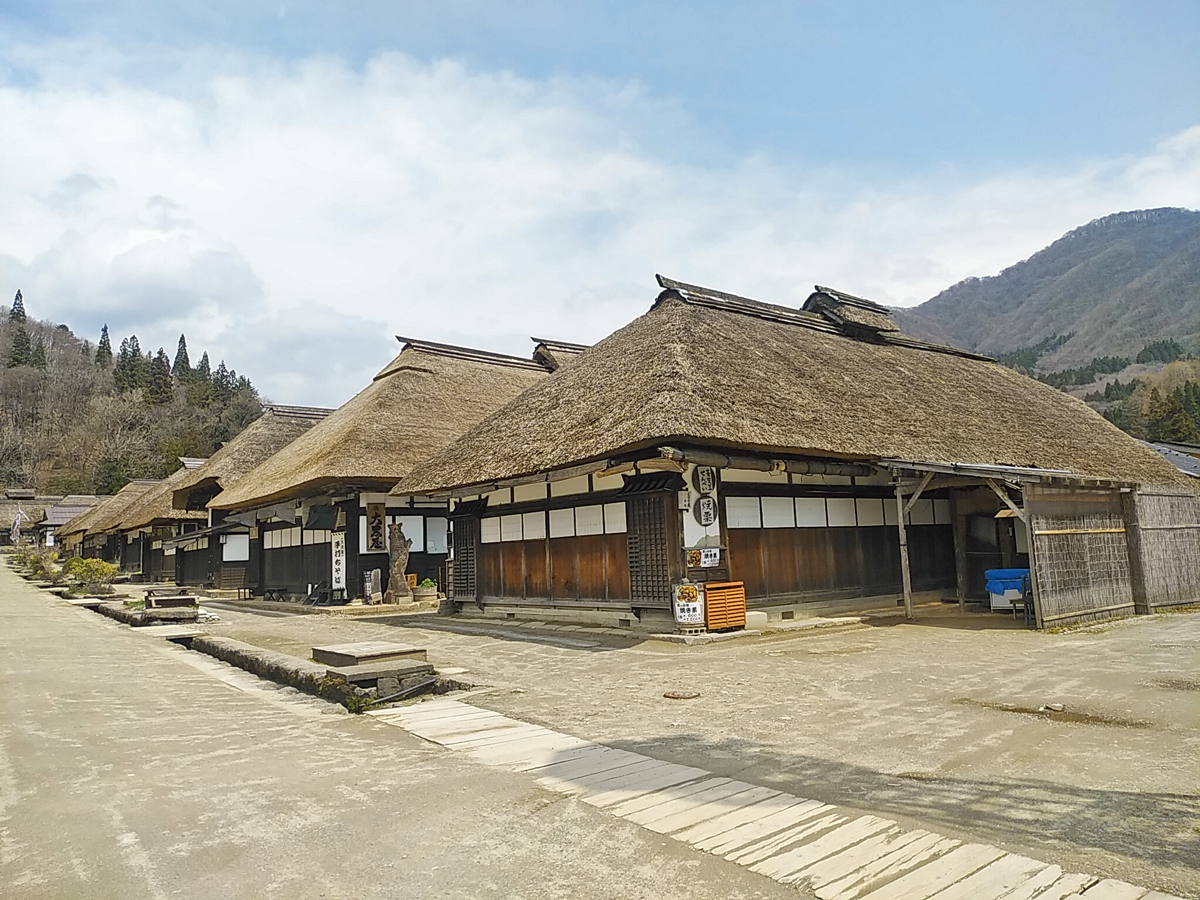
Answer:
[330,532,346,589]
[365,503,387,553]
[700,548,720,568]
[692,466,718,495]
[673,582,705,625]
[693,495,717,527]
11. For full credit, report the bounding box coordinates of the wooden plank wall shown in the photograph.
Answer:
[478,533,631,607]
[726,524,954,605]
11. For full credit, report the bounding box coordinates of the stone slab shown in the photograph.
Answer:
[325,659,434,684]
[311,640,427,667]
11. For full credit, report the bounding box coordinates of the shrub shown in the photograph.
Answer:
[63,557,119,594]
[418,578,437,588]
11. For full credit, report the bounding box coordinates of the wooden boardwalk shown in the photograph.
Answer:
[369,699,1184,900]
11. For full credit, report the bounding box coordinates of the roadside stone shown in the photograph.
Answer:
[376,676,401,697]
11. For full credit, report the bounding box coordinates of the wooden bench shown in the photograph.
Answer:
[262,587,289,602]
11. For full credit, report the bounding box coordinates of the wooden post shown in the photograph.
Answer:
[1022,486,1045,630]
[950,488,968,616]
[894,481,914,620]
[1121,489,1150,615]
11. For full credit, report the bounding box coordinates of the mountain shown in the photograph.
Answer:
[894,208,1200,370]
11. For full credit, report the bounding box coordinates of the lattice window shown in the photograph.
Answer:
[627,495,671,607]
[451,518,478,600]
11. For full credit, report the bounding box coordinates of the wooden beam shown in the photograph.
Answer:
[903,471,935,516]
[894,482,914,620]
[950,488,968,616]
[984,478,1026,522]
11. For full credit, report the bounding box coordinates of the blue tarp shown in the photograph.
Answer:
[985,567,1030,595]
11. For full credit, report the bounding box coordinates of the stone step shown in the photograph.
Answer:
[312,640,427,667]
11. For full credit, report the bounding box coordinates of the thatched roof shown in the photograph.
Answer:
[58,481,159,538]
[118,463,210,532]
[396,276,1189,494]
[172,405,332,510]
[212,339,552,511]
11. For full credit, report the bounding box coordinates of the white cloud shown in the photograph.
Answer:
[1,42,1198,405]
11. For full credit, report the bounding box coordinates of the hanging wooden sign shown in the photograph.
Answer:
[692,466,718,495]
[365,503,387,553]
[330,532,346,589]
[693,495,717,526]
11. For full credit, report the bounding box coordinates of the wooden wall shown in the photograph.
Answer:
[478,533,631,607]
[726,523,954,604]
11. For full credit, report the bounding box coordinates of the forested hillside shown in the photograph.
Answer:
[894,208,1200,368]
[0,290,262,494]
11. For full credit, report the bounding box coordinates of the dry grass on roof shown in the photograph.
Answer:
[171,406,331,509]
[397,291,1191,494]
[118,466,209,531]
[212,344,549,511]
[60,480,159,537]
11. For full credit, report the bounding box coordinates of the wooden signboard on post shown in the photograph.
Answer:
[366,503,387,553]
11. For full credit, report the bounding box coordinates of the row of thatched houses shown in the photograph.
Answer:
[55,277,1200,629]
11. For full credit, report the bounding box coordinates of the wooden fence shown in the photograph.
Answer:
[1025,485,1134,628]
[1126,487,1200,613]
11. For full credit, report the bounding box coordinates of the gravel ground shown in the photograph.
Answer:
[200,604,1200,897]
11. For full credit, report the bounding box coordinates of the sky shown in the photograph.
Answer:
[1,1,1199,406]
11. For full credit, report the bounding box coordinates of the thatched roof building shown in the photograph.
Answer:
[58,481,159,540]
[117,462,209,532]
[212,338,553,512]
[172,405,332,511]
[398,277,1186,495]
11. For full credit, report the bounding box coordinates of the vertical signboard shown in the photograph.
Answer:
[365,503,387,553]
[331,531,346,590]
[672,582,705,626]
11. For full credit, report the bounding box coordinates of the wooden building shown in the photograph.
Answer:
[35,496,99,548]
[112,461,208,579]
[167,405,332,591]
[56,481,159,563]
[208,339,558,601]
[395,277,1199,630]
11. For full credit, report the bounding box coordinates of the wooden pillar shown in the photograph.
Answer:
[1121,489,1150,615]
[950,488,968,616]
[894,482,914,620]
[1022,487,1046,630]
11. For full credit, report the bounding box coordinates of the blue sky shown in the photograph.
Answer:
[2,1,1199,404]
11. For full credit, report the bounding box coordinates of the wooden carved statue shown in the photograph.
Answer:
[384,522,414,604]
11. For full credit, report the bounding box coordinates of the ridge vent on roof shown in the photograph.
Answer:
[395,336,550,371]
[654,274,992,362]
[530,337,590,352]
[263,404,334,418]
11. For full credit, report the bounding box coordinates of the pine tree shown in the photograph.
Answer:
[1147,392,1200,443]
[195,351,211,381]
[29,338,47,372]
[6,326,31,367]
[95,325,113,368]
[146,348,174,404]
[171,334,191,380]
[113,335,147,392]
[10,290,26,323]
